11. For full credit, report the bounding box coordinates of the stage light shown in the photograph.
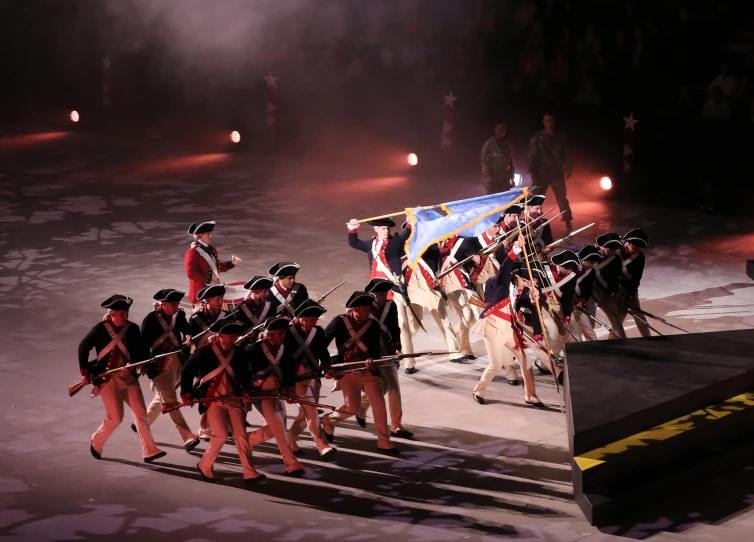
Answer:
[600,176,612,190]
[407,153,418,166]
[230,131,241,143]
[513,173,522,186]
[70,110,80,123]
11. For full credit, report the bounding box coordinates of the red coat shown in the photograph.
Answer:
[184,242,234,303]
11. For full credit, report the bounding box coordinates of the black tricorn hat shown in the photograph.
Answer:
[578,245,602,262]
[526,195,546,207]
[510,261,546,280]
[187,221,216,235]
[244,276,274,291]
[367,218,396,228]
[551,250,580,271]
[101,294,133,311]
[209,317,244,334]
[346,291,376,308]
[596,232,623,249]
[263,315,291,331]
[365,278,395,294]
[268,261,300,277]
[622,228,650,248]
[503,203,524,216]
[153,288,185,303]
[294,299,327,319]
[197,284,226,300]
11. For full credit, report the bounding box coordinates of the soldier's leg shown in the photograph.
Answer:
[594,291,627,339]
[323,373,362,431]
[255,399,303,473]
[150,365,197,443]
[549,176,573,222]
[198,412,213,440]
[430,299,461,353]
[227,404,263,479]
[621,293,652,337]
[123,377,162,458]
[543,311,566,356]
[446,289,473,355]
[473,334,504,399]
[91,379,125,454]
[362,372,392,450]
[570,308,597,341]
[381,364,403,432]
[392,293,415,357]
[199,403,230,477]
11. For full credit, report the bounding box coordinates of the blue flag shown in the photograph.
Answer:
[404,188,526,268]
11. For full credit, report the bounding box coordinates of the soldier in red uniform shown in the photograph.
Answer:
[184,221,240,306]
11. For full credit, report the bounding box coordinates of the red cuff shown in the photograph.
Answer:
[507,250,518,261]
[80,369,89,377]
[347,225,359,232]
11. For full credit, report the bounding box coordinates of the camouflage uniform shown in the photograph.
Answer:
[480,136,514,195]
[528,130,573,221]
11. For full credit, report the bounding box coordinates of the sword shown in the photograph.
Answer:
[625,308,664,336]
[575,306,622,339]
[545,223,596,250]
[624,305,690,334]
[316,280,347,304]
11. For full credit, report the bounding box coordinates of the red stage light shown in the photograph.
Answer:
[230,131,241,143]
[600,176,612,190]
[407,153,418,166]
[70,110,80,123]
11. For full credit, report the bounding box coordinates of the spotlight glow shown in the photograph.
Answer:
[600,176,612,190]
[407,153,418,166]
[513,173,523,186]
[230,131,241,143]
[70,110,80,123]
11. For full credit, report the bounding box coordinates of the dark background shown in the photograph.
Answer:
[1,0,753,213]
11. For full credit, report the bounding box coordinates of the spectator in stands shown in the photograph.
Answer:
[574,80,601,106]
[708,63,737,97]
[702,87,731,120]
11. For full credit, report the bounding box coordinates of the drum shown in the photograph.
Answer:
[222,281,247,311]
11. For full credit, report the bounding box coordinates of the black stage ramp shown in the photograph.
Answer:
[564,329,754,526]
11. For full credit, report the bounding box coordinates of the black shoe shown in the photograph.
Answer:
[464,354,477,361]
[323,427,334,443]
[197,462,215,483]
[391,429,414,439]
[321,447,337,460]
[449,356,470,364]
[378,447,401,456]
[244,420,252,428]
[525,398,545,408]
[317,409,324,415]
[199,436,211,442]
[184,438,201,453]
[535,361,552,376]
[472,393,485,405]
[405,367,418,375]
[292,448,304,455]
[130,423,137,433]
[356,416,367,428]
[286,468,306,477]
[244,474,267,485]
[144,450,168,463]
[507,377,520,386]
[557,370,565,387]
[90,444,102,460]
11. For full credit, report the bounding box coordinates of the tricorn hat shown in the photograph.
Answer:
[263,316,291,331]
[268,262,300,278]
[101,294,133,311]
[244,276,274,291]
[346,291,376,308]
[578,245,602,262]
[153,288,185,303]
[209,316,244,334]
[596,232,624,249]
[294,299,327,319]
[622,228,650,248]
[365,278,395,294]
[551,250,580,271]
[367,218,396,228]
[187,221,216,235]
[197,284,226,300]
[503,203,524,216]
[526,195,546,207]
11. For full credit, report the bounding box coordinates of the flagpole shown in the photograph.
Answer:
[520,190,565,414]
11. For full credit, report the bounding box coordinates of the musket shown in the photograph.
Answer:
[575,306,621,339]
[625,308,664,336]
[69,349,184,397]
[551,311,582,343]
[161,394,338,414]
[235,322,265,345]
[329,350,457,371]
[437,209,561,280]
[392,274,428,333]
[315,279,347,304]
[624,305,690,334]
[545,223,596,250]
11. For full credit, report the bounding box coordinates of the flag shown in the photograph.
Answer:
[404,188,527,268]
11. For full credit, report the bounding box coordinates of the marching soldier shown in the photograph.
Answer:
[180,318,264,484]
[187,284,227,440]
[285,300,337,459]
[617,228,651,337]
[246,316,306,475]
[472,236,543,405]
[543,250,581,344]
[357,278,414,439]
[267,262,309,317]
[322,291,399,455]
[480,120,515,195]
[78,295,167,462]
[184,221,239,306]
[231,275,273,345]
[529,113,574,233]
[590,233,627,339]
[139,288,200,452]
[522,195,554,254]
[571,245,601,341]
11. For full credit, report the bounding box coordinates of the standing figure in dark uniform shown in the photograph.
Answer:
[322,291,399,455]
[78,295,166,462]
[571,245,601,341]
[184,221,239,306]
[267,262,309,317]
[180,318,263,484]
[140,288,200,452]
[230,276,273,345]
[543,251,580,345]
[480,120,515,195]
[589,233,627,339]
[617,228,651,337]
[529,113,574,233]
[285,300,337,458]
[522,195,554,254]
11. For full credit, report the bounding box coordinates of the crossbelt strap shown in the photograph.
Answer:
[151,312,179,351]
[372,238,394,278]
[542,269,576,297]
[621,252,640,280]
[340,316,371,354]
[98,322,131,361]
[200,345,236,385]
[290,326,319,369]
[594,255,616,288]
[271,285,299,315]
[241,301,270,326]
[193,243,221,282]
